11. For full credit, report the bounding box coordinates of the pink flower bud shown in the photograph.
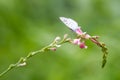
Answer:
[64,34,68,39]
[55,44,61,47]
[73,39,81,45]
[49,48,56,51]
[85,34,91,39]
[17,62,26,67]
[79,42,87,49]
[55,36,61,42]
[90,38,99,44]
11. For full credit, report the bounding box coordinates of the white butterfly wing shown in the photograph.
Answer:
[59,17,79,31]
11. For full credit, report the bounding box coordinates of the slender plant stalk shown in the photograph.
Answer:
[0,35,69,77]
[0,34,108,77]
[90,37,108,68]
[0,17,109,77]
[0,48,43,77]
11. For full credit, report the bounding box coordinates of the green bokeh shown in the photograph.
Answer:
[0,0,120,80]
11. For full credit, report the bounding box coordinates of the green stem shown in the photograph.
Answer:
[0,64,15,77]
[0,36,67,77]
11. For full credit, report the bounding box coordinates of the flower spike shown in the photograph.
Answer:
[59,17,108,68]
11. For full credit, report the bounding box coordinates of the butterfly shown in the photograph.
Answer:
[59,17,81,32]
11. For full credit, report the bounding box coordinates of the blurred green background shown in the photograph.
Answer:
[0,0,120,80]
